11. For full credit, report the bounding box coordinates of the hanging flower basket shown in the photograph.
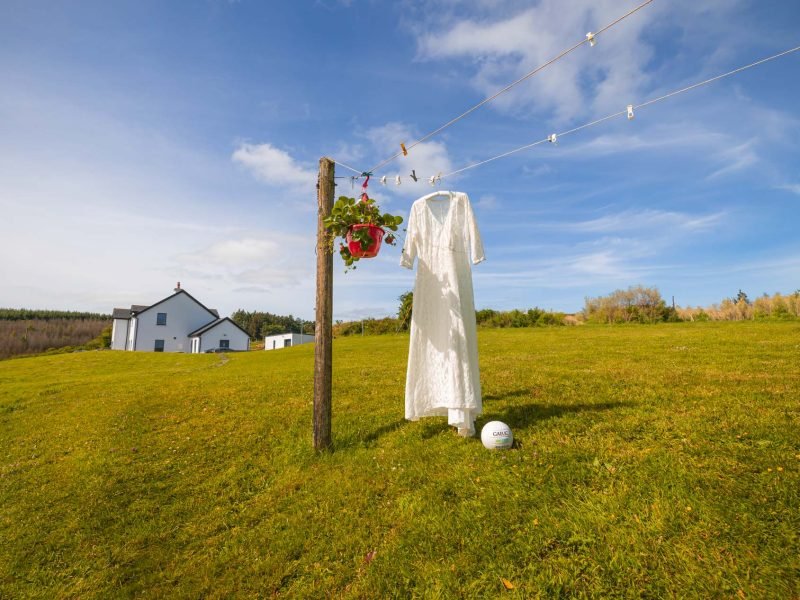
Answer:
[323,195,403,271]
[346,224,385,259]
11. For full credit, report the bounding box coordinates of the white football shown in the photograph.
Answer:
[480,421,513,450]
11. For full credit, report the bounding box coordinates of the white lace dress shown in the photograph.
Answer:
[400,191,485,436]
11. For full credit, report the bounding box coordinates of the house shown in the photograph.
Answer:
[110,283,250,353]
[264,332,314,351]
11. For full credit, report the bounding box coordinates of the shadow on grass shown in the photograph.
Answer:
[481,400,631,431]
[362,418,406,444]
[337,393,630,449]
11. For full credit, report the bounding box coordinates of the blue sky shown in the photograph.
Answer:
[1,0,798,321]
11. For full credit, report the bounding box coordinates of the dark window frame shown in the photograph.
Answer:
[154,339,165,352]
[219,339,230,349]
[156,312,167,326]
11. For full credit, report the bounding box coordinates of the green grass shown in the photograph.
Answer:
[1,322,798,598]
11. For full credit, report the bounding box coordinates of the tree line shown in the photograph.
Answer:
[677,290,800,322]
[333,292,574,337]
[0,308,111,321]
[584,286,800,324]
[335,286,800,336]
[230,310,314,340]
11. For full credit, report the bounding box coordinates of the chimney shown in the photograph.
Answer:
[174,281,181,292]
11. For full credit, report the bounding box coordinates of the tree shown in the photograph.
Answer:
[397,292,413,331]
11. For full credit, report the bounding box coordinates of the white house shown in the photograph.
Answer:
[264,332,314,351]
[111,284,250,353]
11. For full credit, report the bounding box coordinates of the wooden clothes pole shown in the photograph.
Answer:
[313,157,334,451]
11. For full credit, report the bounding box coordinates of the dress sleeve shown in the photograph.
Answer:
[400,203,418,269]
[464,194,485,265]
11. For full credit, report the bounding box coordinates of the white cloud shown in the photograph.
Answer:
[232,143,316,187]
[705,140,758,180]
[360,122,454,197]
[176,234,315,288]
[564,209,725,234]
[475,194,499,209]
[415,0,657,121]
[411,0,755,127]
[776,184,800,195]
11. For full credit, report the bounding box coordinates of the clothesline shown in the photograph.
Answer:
[363,0,656,175]
[335,44,800,183]
[441,44,800,179]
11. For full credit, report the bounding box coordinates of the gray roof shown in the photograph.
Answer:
[113,305,150,319]
[189,317,249,338]
[113,292,218,321]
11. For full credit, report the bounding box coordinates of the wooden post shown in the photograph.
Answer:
[313,157,335,451]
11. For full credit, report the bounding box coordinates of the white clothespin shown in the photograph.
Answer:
[395,175,402,186]
[350,176,356,189]
[627,104,634,120]
[380,175,387,185]
[428,172,442,186]
[586,32,596,47]
[548,133,558,144]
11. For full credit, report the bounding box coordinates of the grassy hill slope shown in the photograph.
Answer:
[1,323,798,598]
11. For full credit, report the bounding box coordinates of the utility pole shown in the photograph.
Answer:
[313,157,334,451]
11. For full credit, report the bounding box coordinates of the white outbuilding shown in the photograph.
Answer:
[264,332,314,351]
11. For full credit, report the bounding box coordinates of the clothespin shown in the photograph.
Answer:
[410,170,418,182]
[548,133,558,144]
[627,104,634,120]
[350,176,356,189]
[380,175,387,185]
[400,142,408,156]
[428,175,436,186]
[428,173,442,186]
[586,32,596,47]
[361,171,372,191]
[395,175,402,186]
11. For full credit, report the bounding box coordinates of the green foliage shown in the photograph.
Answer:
[476,306,568,328]
[333,317,399,337]
[230,310,311,340]
[679,289,799,322]
[584,285,674,324]
[397,291,413,331]
[0,308,110,321]
[0,323,798,597]
[322,196,403,271]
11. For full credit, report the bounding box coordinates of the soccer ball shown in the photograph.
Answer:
[480,421,513,450]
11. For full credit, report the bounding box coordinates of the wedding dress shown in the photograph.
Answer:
[400,191,485,436]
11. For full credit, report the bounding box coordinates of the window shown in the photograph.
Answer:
[219,339,230,349]
[154,339,165,352]
[156,312,167,326]
[284,339,292,348]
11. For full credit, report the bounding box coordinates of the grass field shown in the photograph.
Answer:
[1,322,798,598]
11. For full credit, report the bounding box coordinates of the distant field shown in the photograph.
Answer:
[1,323,798,598]
[0,319,109,359]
